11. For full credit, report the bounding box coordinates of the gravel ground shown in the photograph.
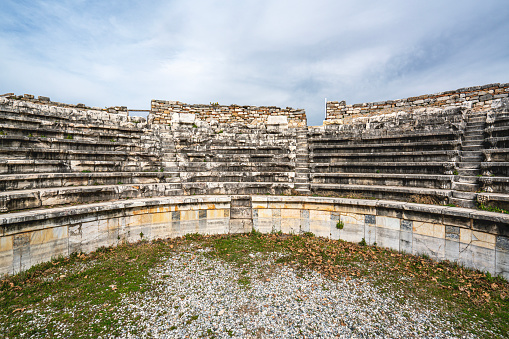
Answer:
[110,249,477,338]
[12,247,484,338]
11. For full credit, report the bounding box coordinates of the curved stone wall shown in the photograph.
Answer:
[1,195,508,279]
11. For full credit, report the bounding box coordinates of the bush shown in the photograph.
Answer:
[336,220,344,229]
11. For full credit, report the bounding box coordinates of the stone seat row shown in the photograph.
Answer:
[0,147,160,163]
[486,136,509,148]
[0,135,150,152]
[0,159,162,174]
[310,183,451,204]
[0,122,149,144]
[311,150,458,164]
[182,161,295,173]
[310,173,454,189]
[184,153,291,163]
[0,171,180,191]
[483,149,509,162]
[0,107,146,132]
[0,106,144,126]
[182,181,294,195]
[310,140,460,153]
[183,171,295,183]
[310,161,456,175]
[0,182,183,213]
[207,145,290,155]
[308,129,460,146]
[479,176,509,194]
[481,162,509,177]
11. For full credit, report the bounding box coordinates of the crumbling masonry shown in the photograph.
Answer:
[1,83,509,278]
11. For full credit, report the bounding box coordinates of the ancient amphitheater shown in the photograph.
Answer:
[1,83,508,280]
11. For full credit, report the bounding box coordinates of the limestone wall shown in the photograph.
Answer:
[0,93,130,116]
[150,100,307,128]
[1,195,507,279]
[326,83,509,125]
[252,196,509,279]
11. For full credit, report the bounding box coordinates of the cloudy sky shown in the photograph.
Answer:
[1,0,508,125]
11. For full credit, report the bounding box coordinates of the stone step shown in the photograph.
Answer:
[452,181,478,192]
[458,162,481,169]
[464,130,483,136]
[449,197,476,208]
[467,121,486,129]
[462,141,483,147]
[460,151,484,161]
[452,190,477,199]
[467,117,487,123]
[462,145,483,151]
[463,135,484,141]
[0,183,184,213]
[457,169,479,176]
[294,183,310,188]
[456,175,478,183]
[460,156,483,162]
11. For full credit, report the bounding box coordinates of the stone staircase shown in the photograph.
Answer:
[159,130,184,194]
[450,111,487,208]
[294,127,311,194]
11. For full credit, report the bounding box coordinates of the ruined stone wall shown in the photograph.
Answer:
[326,83,509,125]
[150,100,307,128]
[0,93,130,116]
[2,89,509,277]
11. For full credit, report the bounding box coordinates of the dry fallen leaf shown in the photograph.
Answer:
[109,284,117,291]
[12,307,26,313]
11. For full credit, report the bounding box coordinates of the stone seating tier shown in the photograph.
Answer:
[0,110,147,139]
[0,147,160,163]
[0,159,161,174]
[207,146,289,154]
[183,182,294,195]
[483,149,509,162]
[0,135,149,152]
[310,140,460,153]
[477,192,509,210]
[310,173,453,189]
[311,162,456,175]
[311,184,451,204]
[182,162,294,173]
[308,129,460,146]
[0,97,142,126]
[481,162,509,177]
[487,137,509,149]
[184,153,291,163]
[479,176,509,194]
[0,172,179,191]
[0,182,183,213]
[185,171,295,183]
[311,150,458,163]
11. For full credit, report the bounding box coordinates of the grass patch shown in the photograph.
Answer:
[478,204,509,214]
[0,239,181,337]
